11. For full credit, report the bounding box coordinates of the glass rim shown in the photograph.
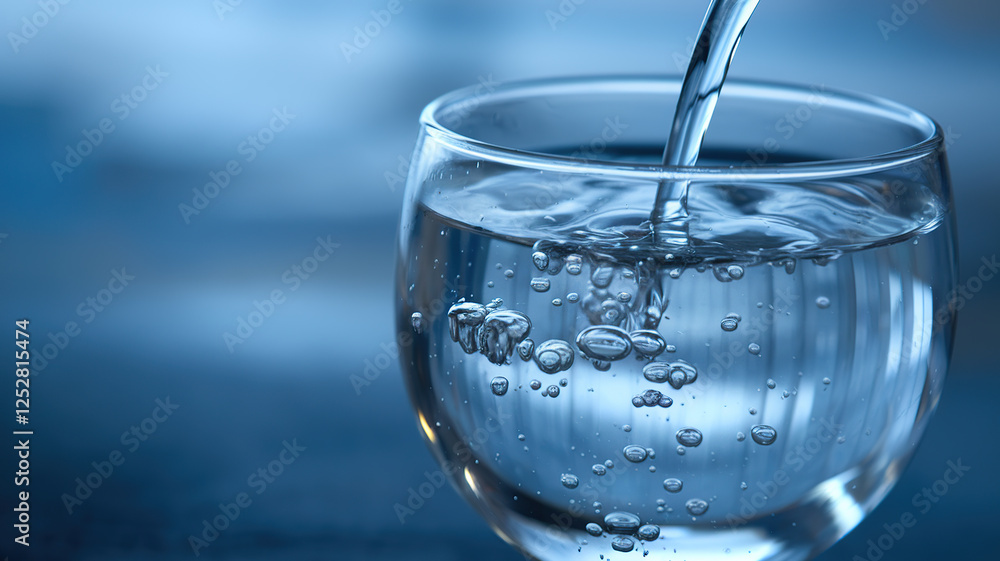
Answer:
[419,75,944,182]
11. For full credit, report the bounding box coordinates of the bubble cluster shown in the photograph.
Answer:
[632,389,673,408]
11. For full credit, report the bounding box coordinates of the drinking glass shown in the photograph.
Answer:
[395,76,956,561]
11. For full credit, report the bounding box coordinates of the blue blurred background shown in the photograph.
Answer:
[1,0,997,559]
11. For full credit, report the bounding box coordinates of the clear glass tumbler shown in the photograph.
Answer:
[395,77,956,561]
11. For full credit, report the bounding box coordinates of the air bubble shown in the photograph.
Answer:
[604,460,614,469]
[748,343,761,355]
[748,408,757,415]
[411,312,424,334]
[665,344,677,353]
[533,340,574,374]
[530,380,541,390]
[611,536,635,553]
[676,428,703,448]
[630,330,667,358]
[516,339,534,362]
[532,251,550,271]
[547,385,560,398]
[551,298,562,307]
[593,360,611,371]
[669,267,683,279]
[604,512,641,534]
[637,524,661,541]
[566,292,580,303]
[591,265,615,288]
[622,424,631,432]
[663,478,683,493]
[530,278,551,292]
[750,425,778,446]
[685,499,709,516]
[565,255,583,275]
[585,522,603,536]
[592,464,607,476]
[816,296,831,309]
[676,446,686,455]
[559,378,568,387]
[736,432,746,442]
[447,302,488,354]
[616,292,632,303]
[643,362,670,383]
[822,377,832,385]
[766,379,776,389]
[490,377,508,396]
[623,445,648,463]
[727,265,745,280]
[576,326,632,361]
[504,269,514,278]
[721,318,739,332]
[478,310,531,365]
[561,473,579,489]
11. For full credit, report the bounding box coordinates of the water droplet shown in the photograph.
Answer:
[585,522,603,536]
[750,425,778,446]
[822,377,832,385]
[637,524,660,541]
[478,310,532,365]
[676,428,703,447]
[685,499,709,516]
[411,312,424,333]
[623,445,648,463]
[748,343,761,355]
[516,339,534,361]
[727,265,745,280]
[592,464,607,476]
[532,251,550,271]
[766,379,776,389]
[816,296,831,309]
[566,292,580,303]
[630,330,666,358]
[530,278,551,292]
[561,473,579,489]
[490,377,508,396]
[565,254,583,275]
[448,302,488,354]
[576,326,632,361]
[551,298,562,307]
[504,269,514,278]
[604,512,641,534]
[736,432,746,442]
[663,478,683,493]
[591,265,615,288]
[611,536,635,552]
[547,385,560,398]
[721,318,739,332]
[529,380,541,390]
[616,292,632,303]
[533,339,575,374]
